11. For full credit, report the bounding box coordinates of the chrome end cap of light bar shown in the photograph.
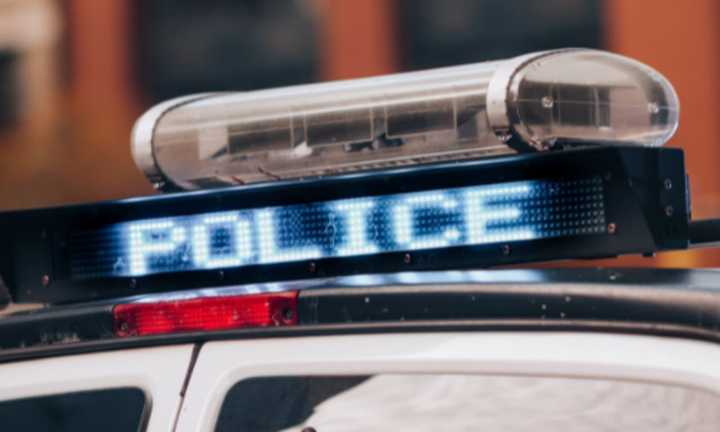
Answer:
[131,93,220,192]
[486,48,583,152]
[486,48,680,152]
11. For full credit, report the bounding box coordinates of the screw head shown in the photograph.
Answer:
[664,178,673,190]
[308,262,317,273]
[665,205,674,217]
[607,223,617,234]
[541,96,554,109]
[501,244,511,256]
[403,253,412,264]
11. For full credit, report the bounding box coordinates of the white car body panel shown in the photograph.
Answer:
[0,344,195,432]
[177,332,720,431]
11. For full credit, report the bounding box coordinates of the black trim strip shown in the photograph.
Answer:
[0,304,113,349]
[690,219,720,246]
[1,320,720,365]
[2,268,720,363]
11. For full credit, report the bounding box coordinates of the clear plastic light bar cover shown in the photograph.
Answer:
[132,48,679,190]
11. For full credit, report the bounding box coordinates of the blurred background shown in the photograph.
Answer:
[0,0,717,267]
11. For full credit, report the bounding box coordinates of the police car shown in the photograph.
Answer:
[2,48,719,431]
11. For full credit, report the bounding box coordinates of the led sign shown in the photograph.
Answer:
[0,146,689,304]
[70,177,606,279]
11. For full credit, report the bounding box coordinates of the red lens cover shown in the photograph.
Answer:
[113,291,298,337]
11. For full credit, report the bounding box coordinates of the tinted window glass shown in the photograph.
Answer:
[216,374,720,431]
[0,388,146,432]
[399,0,603,69]
[136,0,319,102]
[0,50,19,129]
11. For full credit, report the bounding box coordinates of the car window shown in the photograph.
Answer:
[216,374,720,431]
[0,388,146,432]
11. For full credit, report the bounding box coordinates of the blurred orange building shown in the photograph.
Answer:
[0,0,719,267]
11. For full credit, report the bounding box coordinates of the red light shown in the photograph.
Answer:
[113,292,298,337]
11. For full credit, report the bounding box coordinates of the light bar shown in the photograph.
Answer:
[132,49,679,191]
[0,146,689,304]
[113,292,298,337]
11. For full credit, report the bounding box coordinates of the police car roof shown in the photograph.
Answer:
[1,267,720,364]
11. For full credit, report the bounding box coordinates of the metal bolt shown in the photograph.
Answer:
[664,178,673,190]
[501,244,511,256]
[403,253,412,264]
[308,262,317,273]
[41,274,50,287]
[665,205,674,217]
[607,223,617,234]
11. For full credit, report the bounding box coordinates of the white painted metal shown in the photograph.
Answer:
[177,332,720,431]
[0,345,195,432]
